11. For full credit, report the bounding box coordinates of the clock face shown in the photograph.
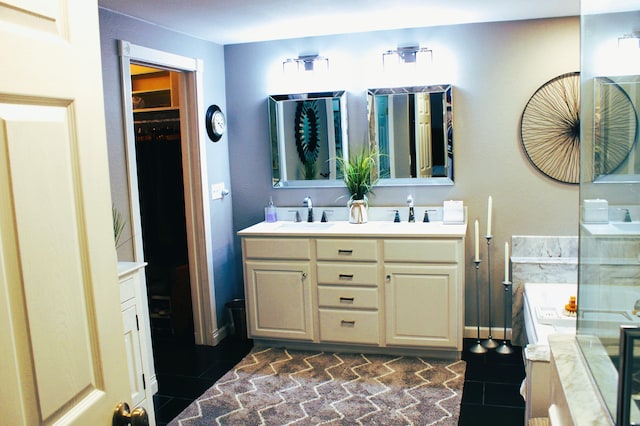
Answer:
[213,111,225,134]
[205,104,225,142]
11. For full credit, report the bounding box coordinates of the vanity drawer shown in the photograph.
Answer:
[319,309,379,344]
[317,262,378,286]
[384,239,460,263]
[316,239,377,261]
[119,275,136,304]
[244,238,311,260]
[318,286,379,309]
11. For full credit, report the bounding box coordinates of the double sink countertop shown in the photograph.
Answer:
[238,220,467,238]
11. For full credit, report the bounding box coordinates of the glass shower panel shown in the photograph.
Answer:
[579,2,640,422]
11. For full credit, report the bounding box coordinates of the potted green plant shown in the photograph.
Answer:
[336,146,379,223]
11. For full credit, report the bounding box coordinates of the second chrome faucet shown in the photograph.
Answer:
[303,196,314,222]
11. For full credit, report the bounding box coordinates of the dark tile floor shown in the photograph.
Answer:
[152,335,253,426]
[152,337,525,425]
[458,338,526,425]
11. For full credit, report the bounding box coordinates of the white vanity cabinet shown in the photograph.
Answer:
[243,238,314,340]
[383,239,463,349]
[118,262,157,426]
[316,239,380,345]
[238,221,466,355]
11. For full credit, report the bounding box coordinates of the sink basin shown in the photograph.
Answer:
[273,221,337,231]
[582,222,640,235]
[609,222,640,234]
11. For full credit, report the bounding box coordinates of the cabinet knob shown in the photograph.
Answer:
[301,272,307,280]
[385,274,391,282]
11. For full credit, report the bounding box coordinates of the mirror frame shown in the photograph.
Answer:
[268,90,348,188]
[368,84,454,186]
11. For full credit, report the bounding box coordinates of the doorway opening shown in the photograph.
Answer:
[131,64,194,344]
[119,41,218,351]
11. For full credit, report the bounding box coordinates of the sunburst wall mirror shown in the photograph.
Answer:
[520,72,581,184]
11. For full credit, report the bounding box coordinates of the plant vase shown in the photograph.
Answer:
[349,199,368,224]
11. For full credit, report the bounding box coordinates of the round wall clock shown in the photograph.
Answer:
[520,72,580,184]
[205,104,226,142]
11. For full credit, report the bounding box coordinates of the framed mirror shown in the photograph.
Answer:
[367,85,453,186]
[593,75,640,183]
[268,91,348,188]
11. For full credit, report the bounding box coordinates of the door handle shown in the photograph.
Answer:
[113,402,149,426]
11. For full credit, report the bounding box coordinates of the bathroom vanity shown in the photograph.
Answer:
[238,220,466,357]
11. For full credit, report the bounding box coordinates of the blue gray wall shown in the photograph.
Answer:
[225,17,581,329]
[99,8,237,328]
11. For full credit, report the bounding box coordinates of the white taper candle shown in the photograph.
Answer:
[504,241,509,281]
[474,219,480,262]
[487,196,493,236]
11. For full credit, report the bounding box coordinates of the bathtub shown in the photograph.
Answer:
[522,282,577,423]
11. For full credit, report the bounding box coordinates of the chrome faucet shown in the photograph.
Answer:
[303,196,314,222]
[620,208,632,222]
[407,195,415,223]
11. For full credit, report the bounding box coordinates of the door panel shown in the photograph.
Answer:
[0,0,131,424]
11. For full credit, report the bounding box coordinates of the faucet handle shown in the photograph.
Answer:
[288,210,302,222]
[619,208,632,222]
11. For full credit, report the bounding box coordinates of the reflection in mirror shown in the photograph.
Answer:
[593,76,640,182]
[368,85,453,185]
[268,91,348,188]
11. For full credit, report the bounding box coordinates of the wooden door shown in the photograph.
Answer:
[0,0,132,424]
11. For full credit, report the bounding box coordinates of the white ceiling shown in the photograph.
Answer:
[97,0,579,45]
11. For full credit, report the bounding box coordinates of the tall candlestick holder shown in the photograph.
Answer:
[470,259,487,354]
[496,280,513,354]
[482,236,498,349]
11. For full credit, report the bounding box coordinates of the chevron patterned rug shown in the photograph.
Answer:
[169,346,466,426]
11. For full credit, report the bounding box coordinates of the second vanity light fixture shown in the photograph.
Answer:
[283,54,329,73]
[382,45,433,70]
[618,32,640,49]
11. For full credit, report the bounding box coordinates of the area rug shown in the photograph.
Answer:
[169,346,466,425]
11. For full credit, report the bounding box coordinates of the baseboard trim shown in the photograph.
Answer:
[464,326,512,341]
[210,325,228,346]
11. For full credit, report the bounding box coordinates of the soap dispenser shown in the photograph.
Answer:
[265,197,278,222]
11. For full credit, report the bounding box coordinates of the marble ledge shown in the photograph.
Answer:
[548,334,612,426]
[511,256,578,264]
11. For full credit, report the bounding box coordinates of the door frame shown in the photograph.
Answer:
[118,40,218,345]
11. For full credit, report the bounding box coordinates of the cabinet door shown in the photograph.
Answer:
[385,264,459,348]
[245,261,314,340]
[121,304,145,408]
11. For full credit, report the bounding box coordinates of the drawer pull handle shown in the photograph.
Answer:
[337,249,353,255]
[338,274,354,280]
[341,320,356,327]
[339,297,355,303]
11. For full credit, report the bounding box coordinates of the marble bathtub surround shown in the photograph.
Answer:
[548,334,613,425]
[511,236,578,346]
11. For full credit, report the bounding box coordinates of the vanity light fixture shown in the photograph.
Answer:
[382,45,432,70]
[283,54,329,73]
[618,32,640,49]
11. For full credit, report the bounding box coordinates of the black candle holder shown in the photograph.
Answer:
[482,236,498,349]
[496,280,514,355]
[469,259,487,354]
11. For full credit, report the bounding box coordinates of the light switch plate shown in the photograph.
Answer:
[211,183,225,200]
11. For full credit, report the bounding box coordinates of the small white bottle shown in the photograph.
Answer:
[265,197,278,222]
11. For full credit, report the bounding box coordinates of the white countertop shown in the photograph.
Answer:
[237,220,467,238]
[117,261,147,277]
